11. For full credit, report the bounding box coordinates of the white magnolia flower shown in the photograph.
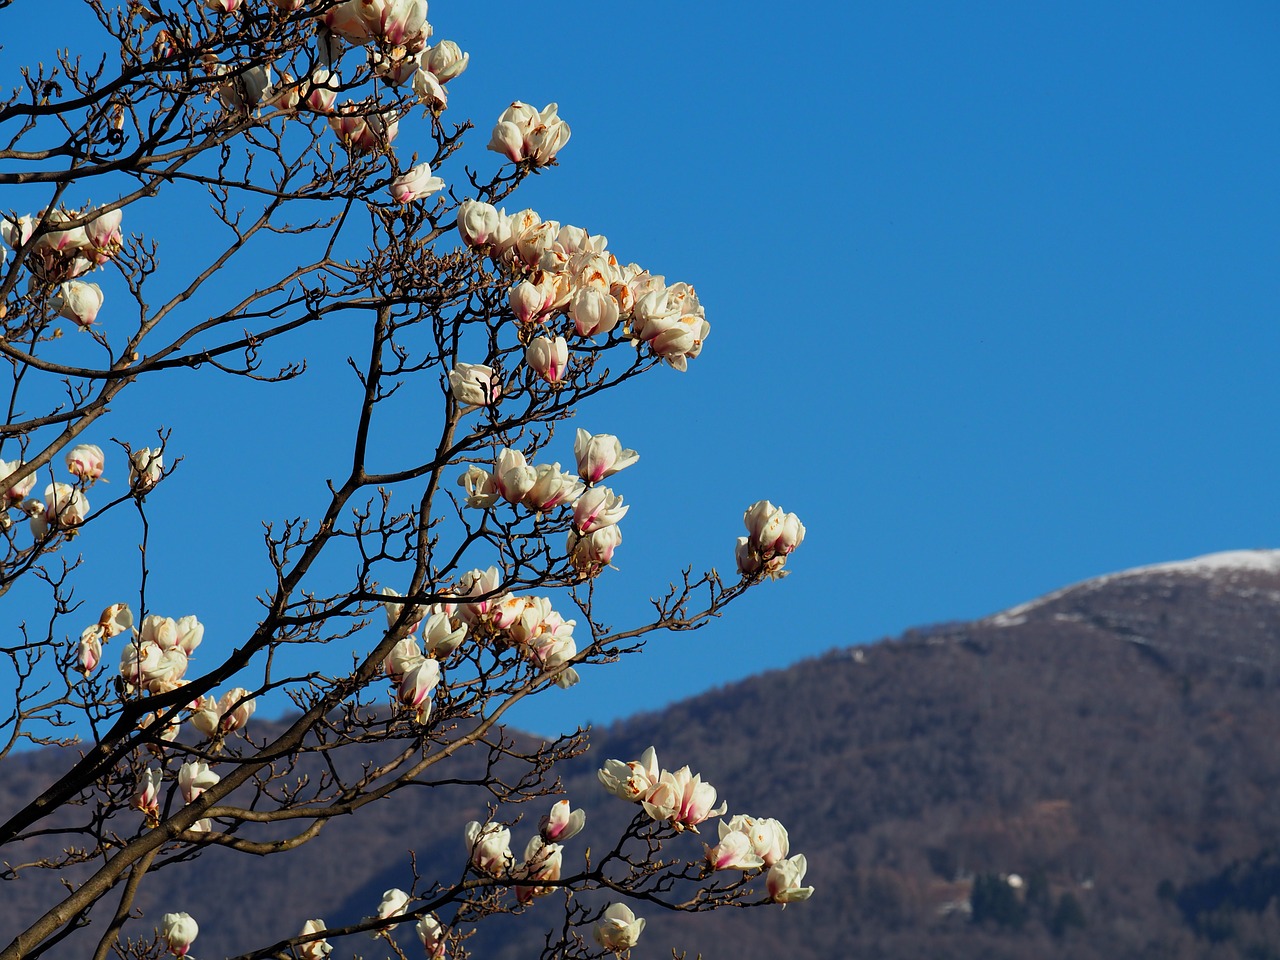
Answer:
[425,40,468,83]
[41,482,90,529]
[639,765,726,832]
[598,746,660,802]
[160,912,198,957]
[389,162,445,203]
[65,443,105,481]
[593,902,645,954]
[574,430,638,484]
[298,919,333,960]
[369,888,411,937]
[456,200,505,248]
[525,335,569,384]
[463,821,513,875]
[573,485,628,533]
[178,761,220,804]
[51,281,104,327]
[539,798,586,843]
[129,447,163,492]
[766,853,815,904]
[448,362,500,407]
[415,914,447,959]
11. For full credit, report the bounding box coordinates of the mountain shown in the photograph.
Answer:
[5,550,1280,959]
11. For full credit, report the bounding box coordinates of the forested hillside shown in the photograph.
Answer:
[6,551,1280,958]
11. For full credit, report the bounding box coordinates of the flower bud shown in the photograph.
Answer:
[178,761,220,804]
[160,912,199,957]
[422,611,465,658]
[218,687,255,734]
[456,200,502,248]
[397,658,440,723]
[65,443,105,482]
[539,798,586,843]
[130,447,163,492]
[593,903,645,954]
[77,626,103,674]
[374,887,411,925]
[509,279,550,325]
[51,281,104,327]
[85,207,123,263]
[298,920,333,960]
[464,821,513,875]
[132,767,163,821]
[525,336,568,384]
[415,915,447,960]
[493,448,536,504]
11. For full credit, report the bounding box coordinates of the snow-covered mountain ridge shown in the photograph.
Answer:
[988,549,1280,627]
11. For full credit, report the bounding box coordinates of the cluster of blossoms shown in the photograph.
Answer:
[706,814,814,904]
[131,758,219,831]
[189,687,257,740]
[23,482,90,537]
[1,206,122,324]
[598,746,726,833]
[454,430,636,580]
[118,613,205,696]
[379,568,581,719]
[322,0,468,104]
[598,747,814,907]
[191,0,464,206]
[1,443,163,538]
[735,500,806,580]
[310,0,466,158]
[73,601,257,747]
[463,798,585,905]
[457,447,583,513]
[455,202,710,372]
[75,602,134,674]
[17,444,102,536]
[379,589,465,723]
[487,101,570,166]
[455,568,581,686]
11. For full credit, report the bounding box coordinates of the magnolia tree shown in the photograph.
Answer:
[0,1,811,958]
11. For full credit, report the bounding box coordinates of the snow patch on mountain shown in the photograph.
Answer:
[987,549,1280,627]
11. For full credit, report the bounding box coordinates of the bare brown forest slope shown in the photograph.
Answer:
[6,550,1280,959]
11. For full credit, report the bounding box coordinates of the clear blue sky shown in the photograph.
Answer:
[3,1,1278,738]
